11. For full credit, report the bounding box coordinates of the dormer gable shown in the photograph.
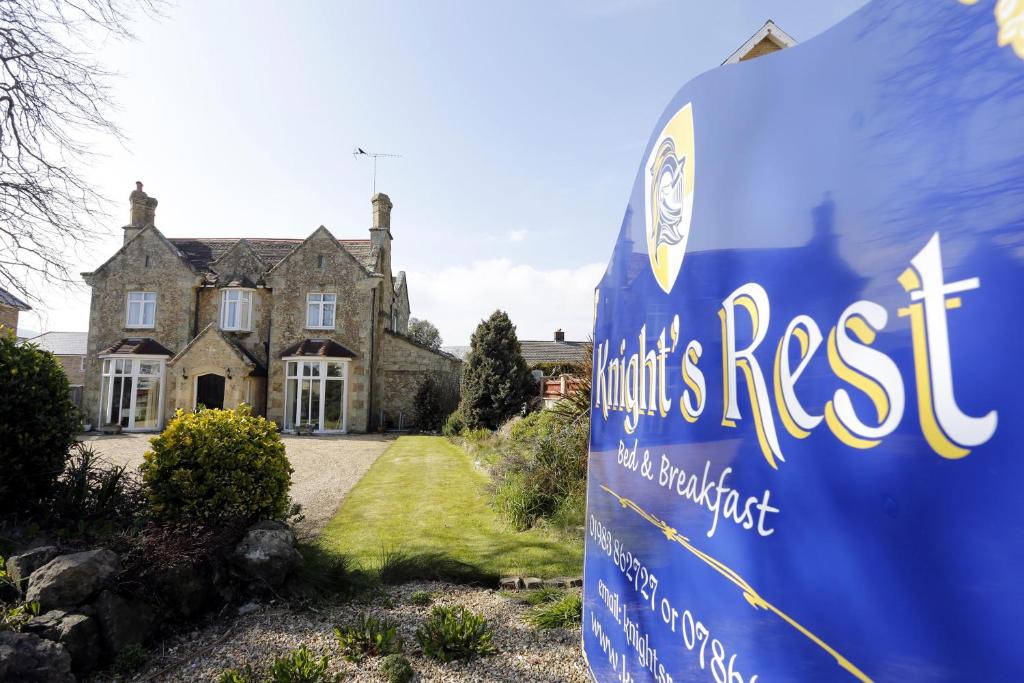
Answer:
[210,238,268,287]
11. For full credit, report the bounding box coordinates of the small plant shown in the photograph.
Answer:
[526,591,582,629]
[381,653,414,683]
[217,665,257,683]
[415,605,497,662]
[50,443,147,535]
[268,645,332,682]
[334,613,402,662]
[0,599,40,633]
[114,643,148,674]
[409,590,432,606]
[519,587,563,606]
[141,406,293,524]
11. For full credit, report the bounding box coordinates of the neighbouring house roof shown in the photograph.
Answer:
[442,345,469,360]
[29,331,87,356]
[518,340,588,365]
[99,337,175,357]
[168,237,377,273]
[0,286,30,311]
[280,338,358,359]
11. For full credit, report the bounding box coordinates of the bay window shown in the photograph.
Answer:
[221,289,253,331]
[283,359,348,432]
[98,357,165,431]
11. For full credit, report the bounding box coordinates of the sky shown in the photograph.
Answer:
[20,0,869,345]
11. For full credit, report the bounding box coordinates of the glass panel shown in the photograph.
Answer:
[102,359,110,374]
[307,302,319,327]
[134,378,160,430]
[302,362,320,377]
[143,301,155,326]
[323,379,344,431]
[284,378,296,429]
[138,361,159,376]
[324,294,336,304]
[287,361,297,377]
[322,303,334,327]
[326,362,344,378]
[299,378,321,428]
[99,376,110,422]
[239,293,250,329]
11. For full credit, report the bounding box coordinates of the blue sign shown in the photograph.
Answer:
[582,1,1024,681]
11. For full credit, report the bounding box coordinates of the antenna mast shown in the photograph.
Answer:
[352,147,402,194]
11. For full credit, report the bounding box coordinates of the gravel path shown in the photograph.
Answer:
[81,433,394,540]
[100,583,588,682]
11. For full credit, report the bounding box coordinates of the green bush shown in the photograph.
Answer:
[409,590,433,606]
[0,330,80,516]
[333,613,402,662]
[381,653,414,683]
[141,406,292,524]
[526,591,582,629]
[217,666,257,683]
[415,605,497,662]
[268,646,331,683]
[441,410,465,437]
[413,376,458,432]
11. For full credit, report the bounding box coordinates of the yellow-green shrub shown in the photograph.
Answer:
[141,406,292,524]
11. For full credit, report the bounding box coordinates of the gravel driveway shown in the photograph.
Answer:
[82,433,393,539]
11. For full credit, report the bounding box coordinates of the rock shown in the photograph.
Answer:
[568,576,583,588]
[543,577,571,589]
[523,577,544,590]
[27,611,101,673]
[0,631,74,682]
[94,590,159,655]
[6,546,60,591]
[500,576,524,590]
[153,561,213,619]
[230,523,302,589]
[25,549,121,610]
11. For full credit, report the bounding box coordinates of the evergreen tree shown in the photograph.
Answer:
[459,310,535,429]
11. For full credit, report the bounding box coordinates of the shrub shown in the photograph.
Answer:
[381,653,414,683]
[268,646,331,683]
[334,613,402,662]
[458,310,535,430]
[141,406,293,524]
[415,605,497,662]
[217,666,257,683]
[526,591,582,629]
[441,410,465,437]
[409,590,432,606]
[412,375,458,432]
[50,443,147,535]
[0,329,80,516]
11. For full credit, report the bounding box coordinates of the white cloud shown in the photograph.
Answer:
[508,229,528,242]
[407,259,605,346]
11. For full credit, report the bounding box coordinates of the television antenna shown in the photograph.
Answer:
[352,147,401,194]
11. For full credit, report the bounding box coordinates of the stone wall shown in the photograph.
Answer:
[196,287,271,367]
[378,331,462,429]
[165,327,265,423]
[54,355,86,386]
[0,304,18,332]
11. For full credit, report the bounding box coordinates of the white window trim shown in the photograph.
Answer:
[125,291,157,329]
[282,357,350,434]
[306,293,337,330]
[97,354,167,432]
[220,288,254,332]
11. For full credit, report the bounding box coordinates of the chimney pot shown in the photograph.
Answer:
[370,193,393,253]
[554,329,565,342]
[125,181,157,245]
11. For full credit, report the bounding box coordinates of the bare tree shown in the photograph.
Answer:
[0,0,156,301]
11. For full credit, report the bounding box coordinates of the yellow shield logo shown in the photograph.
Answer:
[644,103,695,294]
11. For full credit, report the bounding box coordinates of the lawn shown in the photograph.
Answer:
[317,435,583,578]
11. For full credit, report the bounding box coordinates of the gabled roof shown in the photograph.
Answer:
[170,238,303,270]
[280,338,357,359]
[29,331,87,355]
[83,224,197,279]
[0,286,31,311]
[722,19,797,65]
[99,337,175,357]
[169,323,267,376]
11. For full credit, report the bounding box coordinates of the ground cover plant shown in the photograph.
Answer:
[334,613,402,662]
[317,436,582,578]
[380,653,414,683]
[415,605,497,662]
[526,591,583,629]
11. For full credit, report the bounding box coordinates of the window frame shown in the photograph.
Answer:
[97,355,166,431]
[306,293,337,330]
[220,288,254,332]
[125,291,157,329]
[283,358,349,433]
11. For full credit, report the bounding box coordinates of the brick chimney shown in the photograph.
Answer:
[554,329,565,342]
[125,181,158,245]
[369,192,393,253]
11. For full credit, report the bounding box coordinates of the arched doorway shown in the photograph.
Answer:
[195,373,225,410]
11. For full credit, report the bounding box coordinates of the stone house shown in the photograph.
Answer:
[82,183,460,433]
[28,331,88,408]
[0,286,30,334]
